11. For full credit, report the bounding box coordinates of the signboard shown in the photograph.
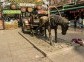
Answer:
[3,10,21,14]
[19,3,35,7]
[0,20,4,29]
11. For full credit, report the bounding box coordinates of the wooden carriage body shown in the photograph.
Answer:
[21,5,48,34]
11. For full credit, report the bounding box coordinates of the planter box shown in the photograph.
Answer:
[4,20,18,30]
[0,19,4,30]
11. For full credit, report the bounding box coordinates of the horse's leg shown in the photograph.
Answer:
[44,23,47,38]
[48,25,53,45]
[54,26,57,43]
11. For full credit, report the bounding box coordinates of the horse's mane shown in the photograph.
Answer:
[50,15,69,24]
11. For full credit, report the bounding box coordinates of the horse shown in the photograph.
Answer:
[50,15,69,34]
[39,15,69,45]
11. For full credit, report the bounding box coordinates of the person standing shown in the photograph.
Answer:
[82,18,84,28]
[78,17,83,28]
[74,17,77,31]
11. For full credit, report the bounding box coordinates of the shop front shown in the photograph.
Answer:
[2,10,21,29]
[50,3,84,28]
[0,19,4,30]
[0,12,4,30]
[64,4,84,27]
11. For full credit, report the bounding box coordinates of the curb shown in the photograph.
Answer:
[18,31,76,59]
[18,32,47,57]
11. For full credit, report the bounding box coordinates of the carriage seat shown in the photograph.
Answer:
[40,16,48,24]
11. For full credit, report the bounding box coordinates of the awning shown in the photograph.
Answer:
[3,10,21,14]
[50,5,84,13]
[63,6,84,11]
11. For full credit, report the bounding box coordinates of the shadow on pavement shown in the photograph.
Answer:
[73,45,84,57]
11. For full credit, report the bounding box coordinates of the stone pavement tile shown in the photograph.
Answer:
[0,38,9,44]
[11,48,44,62]
[57,43,71,48]
[12,56,41,62]
[12,57,28,62]
[9,46,21,52]
[0,43,8,49]
[8,40,33,51]
[11,48,44,58]
[0,46,11,59]
[19,42,34,49]
[0,57,13,62]
[36,57,53,62]
[8,43,21,51]
[0,43,11,59]
[12,54,51,62]
[48,47,84,62]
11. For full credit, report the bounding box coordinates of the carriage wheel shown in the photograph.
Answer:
[31,30,34,36]
[30,24,34,36]
[21,23,26,33]
[22,27,25,33]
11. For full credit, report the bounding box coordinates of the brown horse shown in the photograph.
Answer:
[39,15,69,45]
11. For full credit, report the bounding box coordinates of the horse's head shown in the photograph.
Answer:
[61,23,69,35]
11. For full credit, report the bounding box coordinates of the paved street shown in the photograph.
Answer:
[51,27,84,42]
[0,29,51,62]
[48,46,84,62]
[0,28,84,62]
[48,27,84,62]
[19,27,84,62]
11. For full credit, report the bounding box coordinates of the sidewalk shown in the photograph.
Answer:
[0,27,81,62]
[0,29,51,62]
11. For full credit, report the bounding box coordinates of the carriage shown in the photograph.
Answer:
[21,5,48,35]
[21,1,69,45]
